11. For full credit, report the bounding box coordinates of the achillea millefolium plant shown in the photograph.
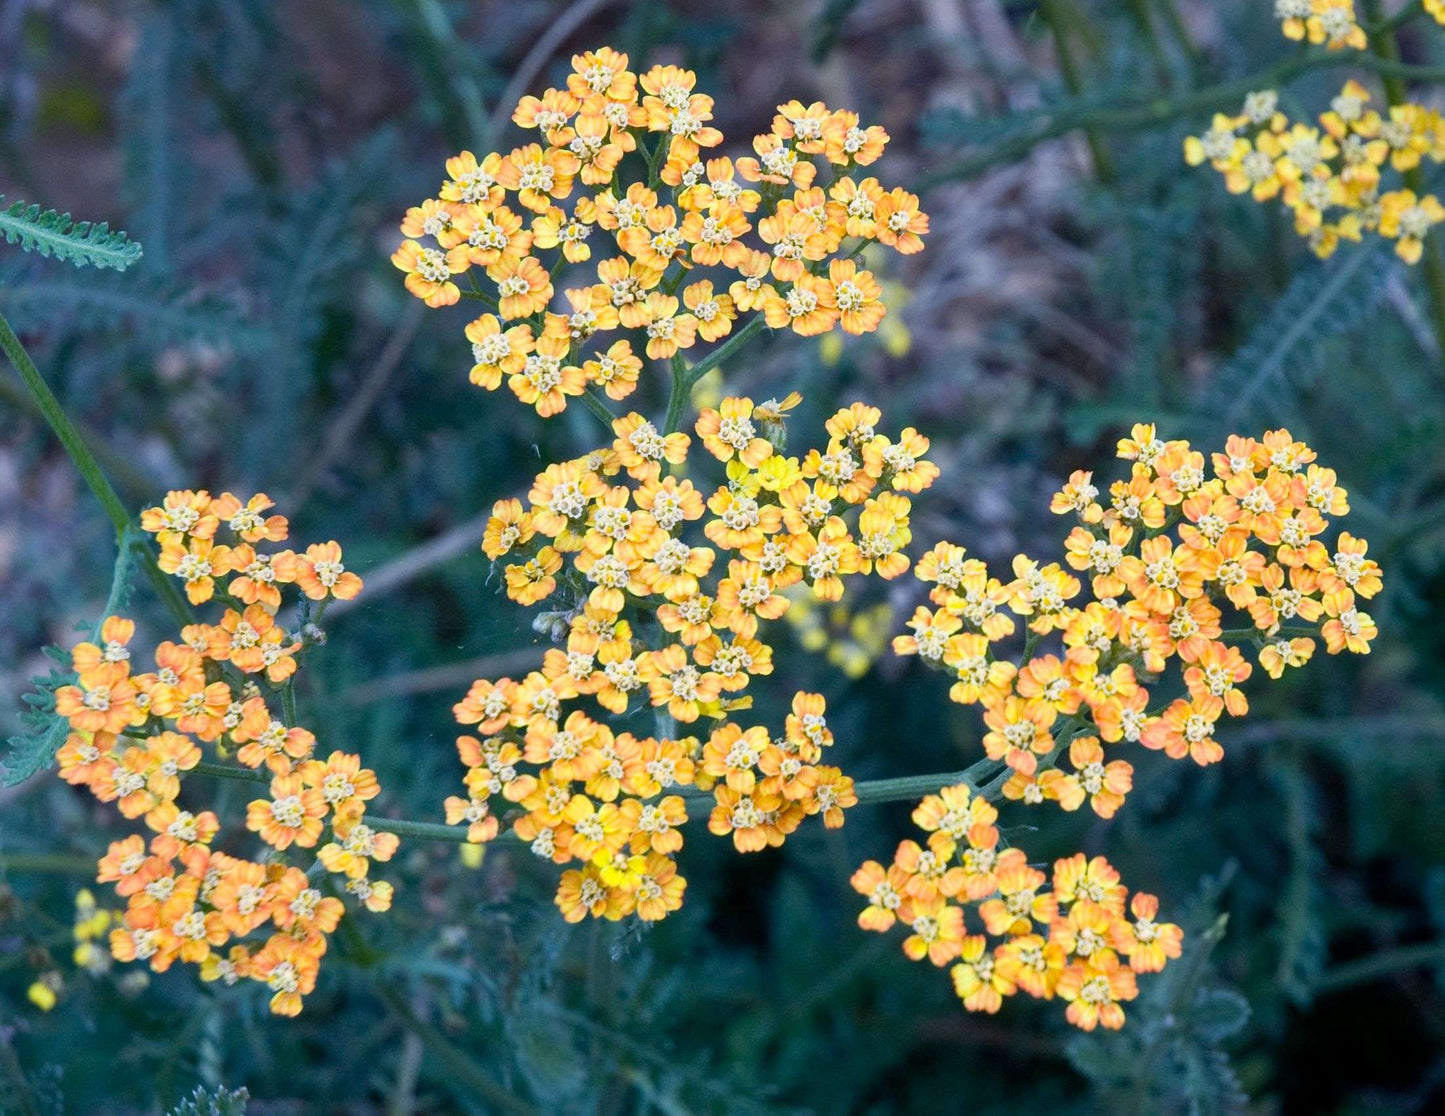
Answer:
[0,40,1387,1042]
[1187,3,1445,262]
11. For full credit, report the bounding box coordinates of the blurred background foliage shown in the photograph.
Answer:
[2,0,1445,1112]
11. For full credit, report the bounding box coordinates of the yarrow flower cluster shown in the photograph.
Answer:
[894,424,1378,798]
[443,397,940,921]
[854,425,1377,1028]
[1274,0,1367,51]
[1193,0,1445,271]
[852,787,1181,1030]
[391,46,926,416]
[1186,82,1445,262]
[51,492,380,1015]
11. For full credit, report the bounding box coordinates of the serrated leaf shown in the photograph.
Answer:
[1199,243,1395,434]
[0,196,144,271]
[1,711,73,789]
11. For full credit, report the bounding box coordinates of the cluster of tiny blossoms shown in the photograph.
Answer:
[22,889,138,1013]
[1184,82,1445,261]
[853,788,1180,1030]
[862,425,1377,1028]
[444,398,938,922]
[1274,0,1367,51]
[392,46,927,417]
[52,492,381,1016]
[1186,82,1445,262]
[893,425,1379,809]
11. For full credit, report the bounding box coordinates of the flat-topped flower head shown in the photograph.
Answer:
[394,47,926,419]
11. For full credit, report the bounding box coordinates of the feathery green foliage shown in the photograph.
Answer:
[1070,872,1250,1114]
[1200,245,1398,433]
[0,273,274,353]
[2,648,74,789]
[0,197,143,272]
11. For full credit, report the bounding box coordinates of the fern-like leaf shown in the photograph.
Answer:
[2,658,75,788]
[1272,761,1328,1004]
[0,196,143,271]
[0,273,274,352]
[1198,243,1395,434]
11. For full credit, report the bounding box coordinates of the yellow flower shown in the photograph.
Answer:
[1303,0,1366,50]
[582,338,642,400]
[507,333,585,417]
[695,397,772,466]
[638,292,699,359]
[488,254,553,320]
[682,279,737,342]
[391,239,468,307]
[1378,190,1445,263]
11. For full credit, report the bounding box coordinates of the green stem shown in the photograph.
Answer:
[852,758,1002,805]
[193,760,268,784]
[1153,0,1204,73]
[1038,0,1117,184]
[193,60,283,192]
[683,313,769,392]
[1125,0,1175,89]
[1314,939,1445,992]
[281,680,298,727]
[1,310,135,539]
[1218,624,1317,642]
[662,314,770,435]
[0,307,191,626]
[369,816,476,843]
[185,756,1024,848]
[644,135,667,190]
[372,983,538,1116]
[663,353,692,436]
[1363,0,1425,37]
[0,853,96,874]
[578,385,618,434]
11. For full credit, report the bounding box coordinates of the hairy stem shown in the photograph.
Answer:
[187,754,1018,845]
